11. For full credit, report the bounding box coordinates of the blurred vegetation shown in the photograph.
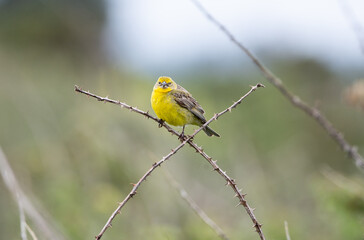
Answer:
[1,1,364,240]
[0,0,106,62]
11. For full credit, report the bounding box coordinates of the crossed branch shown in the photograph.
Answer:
[75,83,265,240]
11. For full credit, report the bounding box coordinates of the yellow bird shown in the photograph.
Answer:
[151,76,220,137]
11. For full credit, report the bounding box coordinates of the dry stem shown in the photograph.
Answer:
[284,221,291,240]
[322,166,364,200]
[0,147,66,240]
[190,0,364,172]
[18,194,28,240]
[25,223,39,240]
[164,169,229,240]
[75,84,265,240]
[95,140,191,239]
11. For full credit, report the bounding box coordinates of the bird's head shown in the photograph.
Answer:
[153,76,177,92]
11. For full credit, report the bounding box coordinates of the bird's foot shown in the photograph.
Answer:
[158,119,165,128]
[178,132,187,141]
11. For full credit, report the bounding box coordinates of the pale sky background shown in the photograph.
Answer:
[103,0,364,74]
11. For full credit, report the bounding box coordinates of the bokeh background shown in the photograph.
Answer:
[1,0,364,239]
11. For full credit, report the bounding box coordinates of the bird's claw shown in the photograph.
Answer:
[178,132,187,141]
[158,119,165,128]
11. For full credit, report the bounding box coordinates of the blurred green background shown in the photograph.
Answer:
[1,1,364,240]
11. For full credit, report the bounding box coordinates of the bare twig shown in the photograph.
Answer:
[74,85,178,136]
[188,141,265,239]
[338,0,364,55]
[18,194,28,240]
[95,136,194,240]
[25,223,39,240]
[189,0,364,172]
[284,221,291,240]
[75,84,263,138]
[76,84,265,240]
[322,166,364,200]
[164,169,229,240]
[0,147,66,240]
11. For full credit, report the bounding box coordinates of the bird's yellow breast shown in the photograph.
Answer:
[151,89,197,126]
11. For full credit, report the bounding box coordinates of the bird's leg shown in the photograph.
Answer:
[179,125,186,141]
[158,119,165,128]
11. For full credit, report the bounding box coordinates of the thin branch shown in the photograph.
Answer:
[189,0,364,172]
[18,194,28,240]
[338,0,364,55]
[76,84,265,240]
[95,137,193,240]
[322,166,364,200]
[164,169,229,240]
[75,83,263,138]
[284,221,291,240]
[0,147,66,240]
[25,223,39,240]
[187,141,265,239]
[74,85,178,136]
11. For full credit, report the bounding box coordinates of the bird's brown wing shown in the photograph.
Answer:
[172,85,206,123]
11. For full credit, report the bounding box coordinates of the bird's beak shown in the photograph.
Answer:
[161,81,168,88]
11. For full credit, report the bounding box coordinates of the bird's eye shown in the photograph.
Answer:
[158,82,162,85]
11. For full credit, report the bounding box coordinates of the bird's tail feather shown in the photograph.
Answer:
[203,126,220,137]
